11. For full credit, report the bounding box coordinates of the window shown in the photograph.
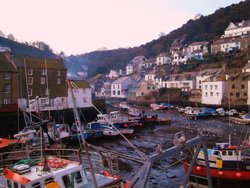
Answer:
[45,177,54,185]
[205,92,208,97]
[236,93,240,98]
[217,92,219,96]
[113,85,115,89]
[215,85,218,90]
[222,151,226,156]
[27,68,33,75]
[62,175,71,188]
[210,85,213,90]
[228,151,233,156]
[232,84,235,89]
[57,70,61,76]
[83,97,87,103]
[7,180,11,188]
[199,80,201,84]
[205,85,207,90]
[41,69,47,75]
[32,182,41,188]
[28,88,32,97]
[3,73,11,80]
[117,91,120,95]
[113,91,116,95]
[141,92,144,96]
[28,77,33,85]
[244,93,247,97]
[14,182,18,188]
[75,171,82,183]
[3,97,11,104]
[41,77,46,84]
[57,78,61,84]
[45,88,50,96]
[4,84,11,93]
[241,85,245,89]
[118,85,120,89]
[210,92,213,96]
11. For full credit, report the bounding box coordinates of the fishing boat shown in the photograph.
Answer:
[0,138,22,152]
[71,122,103,141]
[97,111,129,124]
[102,123,134,137]
[142,114,171,126]
[182,138,250,187]
[43,123,71,143]
[1,148,127,188]
[230,114,250,125]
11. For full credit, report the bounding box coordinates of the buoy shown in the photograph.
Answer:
[196,166,201,171]
[236,172,242,178]
[219,171,223,176]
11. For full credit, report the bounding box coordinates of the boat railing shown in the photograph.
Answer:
[0,148,81,168]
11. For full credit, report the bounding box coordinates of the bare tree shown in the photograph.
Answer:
[0,30,5,37]
[7,34,15,41]
[158,32,166,38]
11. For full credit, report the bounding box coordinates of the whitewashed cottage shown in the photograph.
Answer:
[67,80,92,108]
[201,75,226,105]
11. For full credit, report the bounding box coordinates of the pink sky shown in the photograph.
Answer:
[0,0,243,55]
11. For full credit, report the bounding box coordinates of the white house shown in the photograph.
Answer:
[156,53,171,66]
[111,76,138,98]
[108,69,119,78]
[195,68,223,89]
[67,80,92,108]
[162,73,195,91]
[172,51,192,65]
[145,71,156,83]
[222,20,250,38]
[201,75,226,105]
[126,64,133,75]
[188,41,208,60]
[188,41,208,54]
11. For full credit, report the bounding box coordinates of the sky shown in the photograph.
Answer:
[0,0,244,55]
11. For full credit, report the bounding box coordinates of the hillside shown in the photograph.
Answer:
[65,0,250,76]
[0,36,57,59]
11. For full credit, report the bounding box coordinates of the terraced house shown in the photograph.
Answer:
[15,56,68,112]
[0,51,68,112]
[0,52,19,112]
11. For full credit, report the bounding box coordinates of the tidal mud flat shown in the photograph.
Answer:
[92,108,249,187]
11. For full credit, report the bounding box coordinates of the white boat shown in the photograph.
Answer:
[128,108,143,117]
[102,123,134,136]
[43,123,71,143]
[185,108,201,119]
[2,149,126,188]
[97,111,129,124]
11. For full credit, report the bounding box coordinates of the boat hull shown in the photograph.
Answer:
[182,161,250,187]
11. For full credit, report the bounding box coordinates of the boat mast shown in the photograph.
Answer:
[45,58,50,118]
[67,80,98,188]
[23,58,32,123]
